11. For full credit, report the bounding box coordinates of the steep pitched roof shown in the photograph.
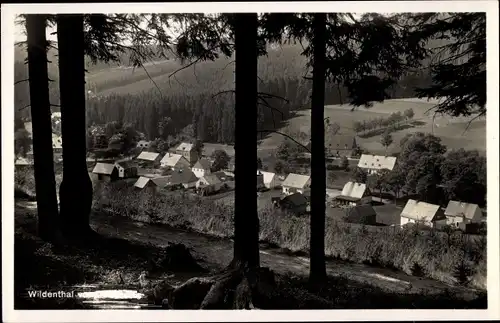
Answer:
[137,151,160,161]
[282,173,311,189]
[257,170,276,184]
[340,181,368,199]
[358,154,397,171]
[92,163,116,175]
[169,169,198,185]
[115,161,135,169]
[193,158,212,170]
[134,176,151,189]
[213,171,231,182]
[151,176,172,188]
[161,153,186,167]
[201,174,222,186]
[444,201,481,220]
[176,142,193,152]
[281,192,308,207]
[52,134,62,149]
[346,204,377,222]
[401,199,442,222]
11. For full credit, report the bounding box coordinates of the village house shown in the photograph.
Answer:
[444,200,483,228]
[192,158,212,178]
[282,173,311,195]
[175,142,198,165]
[136,140,151,149]
[160,153,191,171]
[136,151,162,168]
[344,204,377,225]
[277,192,309,216]
[167,168,199,190]
[357,154,397,175]
[400,199,447,229]
[335,182,372,207]
[306,135,359,158]
[15,157,33,168]
[196,174,223,195]
[257,171,265,190]
[257,170,278,189]
[52,134,63,160]
[134,175,171,194]
[114,161,138,179]
[92,163,119,182]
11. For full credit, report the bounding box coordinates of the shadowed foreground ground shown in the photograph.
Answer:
[14,200,486,309]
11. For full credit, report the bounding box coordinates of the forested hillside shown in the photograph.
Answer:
[14,43,434,144]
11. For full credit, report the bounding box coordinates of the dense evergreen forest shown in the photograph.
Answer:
[14,44,433,144]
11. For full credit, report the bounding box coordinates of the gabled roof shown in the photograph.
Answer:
[200,174,222,186]
[15,157,32,166]
[169,169,198,185]
[346,204,377,220]
[193,158,212,170]
[307,135,357,152]
[137,140,150,145]
[444,201,481,220]
[358,154,397,171]
[213,171,231,182]
[161,153,187,167]
[281,192,308,207]
[115,161,135,169]
[257,170,276,184]
[151,176,172,188]
[282,173,310,189]
[401,199,442,222]
[92,163,116,175]
[176,142,193,152]
[340,181,368,199]
[134,176,151,189]
[134,175,171,189]
[137,151,160,161]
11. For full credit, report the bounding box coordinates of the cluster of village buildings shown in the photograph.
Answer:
[15,123,485,233]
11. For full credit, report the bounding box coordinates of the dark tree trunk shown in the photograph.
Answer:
[56,14,94,238]
[26,14,60,241]
[309,13,327,284]
[232,13,260,269]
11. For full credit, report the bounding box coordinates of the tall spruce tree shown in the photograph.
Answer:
[25,14,60,241]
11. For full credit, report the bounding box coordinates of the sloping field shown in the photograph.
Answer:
[260,99,486,155]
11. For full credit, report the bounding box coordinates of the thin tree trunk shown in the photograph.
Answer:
[57,14,94,238]
[309,13,327,284]
[232,13,260,269]
[26,14,60,241]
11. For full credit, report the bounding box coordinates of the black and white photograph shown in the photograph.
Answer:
[2,1,499,321]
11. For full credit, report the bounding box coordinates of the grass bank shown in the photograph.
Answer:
[93,182,487,291]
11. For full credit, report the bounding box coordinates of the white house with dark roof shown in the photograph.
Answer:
[400,199,446,228]
[160,153,191,171]
[257,170,278,189]
[136,151,162,167]
[192,158,212,178]
[92,163,118,182]
[444,201,483,227]
[335,181,372,206]
[282,173,311,195]
[175,142,198,164]
[357,154,397,174]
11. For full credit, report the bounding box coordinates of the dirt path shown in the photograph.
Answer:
[88,209,478,299]
[16,201,480,308]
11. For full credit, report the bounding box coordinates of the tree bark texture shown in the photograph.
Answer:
[309,13,328,284]
[56,14,94,237]
[26,14,60,241]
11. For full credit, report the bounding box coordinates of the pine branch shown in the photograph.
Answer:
[257,130,310,153]
[19,104,31,111]
[461,112,485,135]
[257,92,290,104]
[212,90,235,98]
